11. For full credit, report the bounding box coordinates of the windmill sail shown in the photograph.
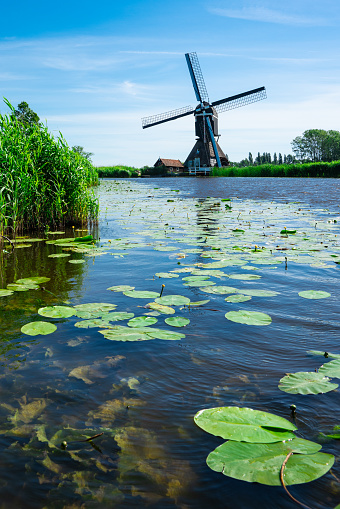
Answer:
[185,52,209,104]
[142,105,194,129]
[212,87,266,114]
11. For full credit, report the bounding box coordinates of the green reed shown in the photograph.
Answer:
[211,161,340,178]
[96,166,140,178]
[0,99,99,237]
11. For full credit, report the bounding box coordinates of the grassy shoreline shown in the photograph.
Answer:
[211,160,340,178]
[0,101,98,237]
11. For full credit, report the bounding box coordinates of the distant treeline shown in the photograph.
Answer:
[233,152,296,167]
[211,160,340,178]
[96,165,165,178]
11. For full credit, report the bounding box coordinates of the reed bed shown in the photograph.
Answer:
[211,161,340,178]
[0,100,99,237]
[96,166,140,178]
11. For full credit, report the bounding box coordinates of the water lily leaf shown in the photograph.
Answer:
[225,294,252,303]
[188,300,210,307]
[106,312,135,322]
[74,319,111,328]
[278,372,338,394]
[7,283,38,292]
[207,439,333,486]
[16,277,50,284]
[184,280,215,287]
[147,302,175,314]
[74,303,117,313]
[182,276,210,281]
[0,289,14,297]
[194,406,297,443]
[319,359,340,378]
[200,286,239,295]
[228,273,262,280]
[21,321,57,336]
[307,350,340,360]
[155,272,179,278]
[123,290,160,299]
[99,327,152,342]
[146,328,185,340]
[107,285,135,292]
[280,229,296,235]
[48,253,70,258]
[225,310,272,326]
[164,317,190,327]
[69,259,86,264]
[128,316,158,327]
[298,290,331,299]
[155,295,190,306]
[38,306,75,318]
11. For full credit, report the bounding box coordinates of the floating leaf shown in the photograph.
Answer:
[307,350,340,359]
[123,290,160,299]
[164,317,190,327]
[155,295,190,306]
[184,280,215,287]
[200,286,239,295]
[128,316,158,327]
[225,294,252,303]
[194,407,296,443]
[182,275,210,282]
[0,289,14,297]
[48,253,70,258]
[155,272,179,278]
[146,302,175,314]
[106,312,135,322]
[228,273,262,280]
[107,285,135,292]
[7,283,38,292]
[74,319,111,329]
[99,327,153,342]
[21,321,57,336]
[240,289,279,297]
[68,259,86,264]
[207,439,333,486]
[38,306,75,318]
[146,328,185,340]
[74,303,117,313]
[188,300,210,307]
[16,277,50,284]
[278,372,338,395]
[298,290,331,299]
[319,359,340,378]
[225,310,272,326]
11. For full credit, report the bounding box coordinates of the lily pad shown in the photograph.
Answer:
[319,359,340,378]
[188,300,210,306]
[107,285,135,292]
[298,290,331,299]
[155,272,179,278]
[48,253,70,258]
[73,303,117,313]
[21,321,57,336]
[200,286,239,295]
[68,259,86,264]
[16,277,50,284]
[0,289,14,297]
[278,372,338,395]
[240,289,279,297]
[106,312,135,322]
[164,317,190,327]
[99,327,153,342]
[38,306,75,319]
[207,439,333,486]
[74,319,111,329]
[123,290,160,299]
[225,310,272,326]
[155,295,190,306]
[146,302,175,314]
[128,316,158,327]
[194,406,296,443]
[7,283,38,292]
[225,294,252,303]
[228,274,262,280]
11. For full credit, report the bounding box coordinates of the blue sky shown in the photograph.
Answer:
[1,0,339,166]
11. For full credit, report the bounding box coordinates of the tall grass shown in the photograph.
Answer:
[0,99,99,237]
[97,166,140,178]
[211,161,340,178]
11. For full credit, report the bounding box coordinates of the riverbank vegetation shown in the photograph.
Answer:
[211,160,340,178]
[0,99,98,237]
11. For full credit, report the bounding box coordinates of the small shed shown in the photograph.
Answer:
[154,158,184,173]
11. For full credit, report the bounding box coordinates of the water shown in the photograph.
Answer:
[0,177,339,509]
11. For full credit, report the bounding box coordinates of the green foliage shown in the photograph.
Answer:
[12,101,40,127]
[291,129,340,162]
[0,99,98,235]
[96,165,140,178]
[278,372,338,395]
[211,160,340,178]
[71,145,93,162]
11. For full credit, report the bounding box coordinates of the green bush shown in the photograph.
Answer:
[211,161,340,178]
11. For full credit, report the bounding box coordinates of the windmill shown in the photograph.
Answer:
[141,52,267,169]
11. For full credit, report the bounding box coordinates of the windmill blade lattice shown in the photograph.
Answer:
[185,52,209,104]
[142,105,194,129]
[212,87,266,114]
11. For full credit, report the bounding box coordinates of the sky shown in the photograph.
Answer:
[1,0,339,167]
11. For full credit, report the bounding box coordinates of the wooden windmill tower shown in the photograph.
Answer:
[142,52,267,169]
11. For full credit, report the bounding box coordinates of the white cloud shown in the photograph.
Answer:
[209,7,331,26]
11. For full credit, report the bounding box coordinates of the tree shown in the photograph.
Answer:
[72,145,94,162]
[278,153,282,165]
[273,152,277,165]
[248,152,253,165]
[291,129,340,162]
[13,101,40,127]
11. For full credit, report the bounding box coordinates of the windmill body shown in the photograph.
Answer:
[142,52,267,170]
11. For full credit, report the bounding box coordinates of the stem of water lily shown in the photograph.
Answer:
[160,284,165,297]
[280,452,312,509]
